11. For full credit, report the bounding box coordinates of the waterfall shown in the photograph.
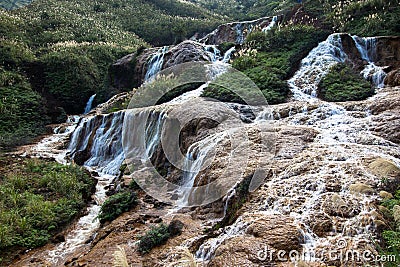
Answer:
[288,33,347,100]
[262,15,278,32]
[177,132,227,207]
[196,217,249,261]
[351,36,386,88]
[235,23,253,44]
[69,111,125,175]
[84,94,96,114]
[205,45,221,62]
[144,46,169,82]
[221,46,236,63]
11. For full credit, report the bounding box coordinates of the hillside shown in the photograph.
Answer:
[0,0,226,149]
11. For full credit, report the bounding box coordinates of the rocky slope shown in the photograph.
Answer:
[8,15,400,267]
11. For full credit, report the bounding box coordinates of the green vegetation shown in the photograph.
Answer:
[187,0,297,20]
[312,0,400,37]
[0,0,226,148]
[0,68,48,149]
[98,191,137,224]
[318,63,374,102]
[379,189,400,266]
[0,158,94,263]
[203,24,329,104]
[138,223,170,254]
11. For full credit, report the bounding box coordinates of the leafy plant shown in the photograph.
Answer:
[318,63,374,102]
[98,191,137,223]
[138,223,170,254]
[0,158,94,264]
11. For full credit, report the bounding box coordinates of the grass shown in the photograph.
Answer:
[0,158,94,265]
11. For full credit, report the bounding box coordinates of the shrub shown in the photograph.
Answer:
[138,223,170,254]
[98,191,137,223]
[206,25,329,105]
[0,158,94,263]
[318,63,374,102]
[0,69,48,149]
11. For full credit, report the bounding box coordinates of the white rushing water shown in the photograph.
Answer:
[46,112,126,264]
[177,132,228,207]
[287,33,347,99]
[84,94,96,114]
[194,33,396,264]
[351,36,387,88]
[144,46,169,82]
[262,15,278,32]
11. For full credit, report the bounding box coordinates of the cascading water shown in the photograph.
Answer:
[69,111,125,175]
[287,33,347,99]
[177,132,227,207]
[84,94,96,114]
[235,23,253,45]
[144,46,169,82]
[352,36,386,88]
[193,33,397,265]
[46,112,126,264]
[167,48,233,104]
[262,15,278,32]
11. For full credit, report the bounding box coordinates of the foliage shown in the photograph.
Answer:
[204,24,328,105]
[187,0,297,20]
[0,159,94,259]
[98,191,137,223]
[311,0,400,36]
[379,188,400,266]
[138,223,170,254]
[0,69,48,149]
[318,63,374,102]
[217,42,236,54]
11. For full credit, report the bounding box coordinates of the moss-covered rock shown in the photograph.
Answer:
[318,63,374,102]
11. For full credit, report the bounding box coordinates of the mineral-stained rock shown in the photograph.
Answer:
[245,214,302,251]
[349,182,374,194]
[208,236,266,267]
[134,40,214,85]
[385,69,400,87]
[379,190,393,200]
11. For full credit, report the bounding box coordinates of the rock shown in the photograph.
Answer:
[375,36,400,69]
[109,52,140,93]
[385,69,400,86]
[134,40,214,84]
[349,183,374,194]
[307,212,333,237]
[168,220,184,236]
[245,215,302,251]
[369,158,400,178]
[374,219,387,231]
[208,236,267,266]
[379,190,393,200]
[378,205,391,215]
[322,193,357,218]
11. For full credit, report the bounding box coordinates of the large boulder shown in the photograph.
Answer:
[385,69,400,86]
[133,41,214,85]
